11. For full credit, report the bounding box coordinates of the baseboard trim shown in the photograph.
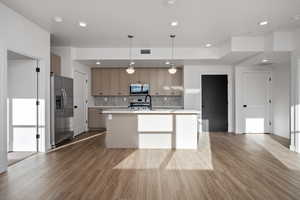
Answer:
[48,132,105,153]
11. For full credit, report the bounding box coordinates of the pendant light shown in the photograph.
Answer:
[168,34,177,74]
[126,35,135,74]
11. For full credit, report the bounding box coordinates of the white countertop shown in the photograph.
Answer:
[89,106,184,109]
[101,109,200,114]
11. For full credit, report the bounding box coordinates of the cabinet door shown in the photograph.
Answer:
[170,69,183,96]
[139,68,150,84]
[99,69,111,96]
[91,68,102,96]
[88,108,106,130]
[109,68,120,96]
[128,69,141,84]
[119,69,130,95]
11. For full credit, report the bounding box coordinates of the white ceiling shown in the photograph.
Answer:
[1,0,300,48]
[77,59,184,68]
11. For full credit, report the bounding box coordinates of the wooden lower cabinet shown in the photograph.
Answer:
[91,68,183,97]
[88,108,106,131]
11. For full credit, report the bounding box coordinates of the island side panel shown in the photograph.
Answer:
[175,114,198,149]
[105,114,138,148]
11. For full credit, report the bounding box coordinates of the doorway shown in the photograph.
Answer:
[202,75,228,132]
[6,50,40,166]
[242,71,271,133]
[73,70,88,136]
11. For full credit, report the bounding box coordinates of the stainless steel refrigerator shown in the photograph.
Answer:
[50,75,74,147]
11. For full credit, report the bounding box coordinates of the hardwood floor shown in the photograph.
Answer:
[269,134,290,148]
[1,132,300,200]
[54,130,105,148]
[7,151,36,166]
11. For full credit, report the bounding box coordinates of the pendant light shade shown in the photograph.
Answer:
[168,64,177,74]
[126,66,135,74]
[168,34,177,74]
[126,35,135,74]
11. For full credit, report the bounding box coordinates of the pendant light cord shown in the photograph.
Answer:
[128,35,133,65]
[170,34,176,67]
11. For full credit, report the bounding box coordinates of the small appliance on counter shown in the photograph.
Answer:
[50,75,74,147]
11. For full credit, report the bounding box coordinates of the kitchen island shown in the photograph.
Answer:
[102,109,200,149]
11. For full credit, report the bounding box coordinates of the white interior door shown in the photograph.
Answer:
[74,71,87,136]
[243,71,271,133]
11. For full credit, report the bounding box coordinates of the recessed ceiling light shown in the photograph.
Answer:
[79,21,87,27]
[259,20,269,26]
[205,43,212,48]
[167,0,176,5]
[171,21,179,27]
[53,16,63,23]
[96,61,101,65]
[262,59,270,63]
[293,15,300,21]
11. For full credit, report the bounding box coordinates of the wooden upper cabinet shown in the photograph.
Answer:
[91,68,183,96]
[170,68,183,96]
[109,68,120,96]
[128,69,141,84]
[119,69,130,95]
[50,53,61,75]
[92,68,110,96]
[139,69,150,84]
[91,68,101,96]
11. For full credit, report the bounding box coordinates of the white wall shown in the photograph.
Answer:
[0,2,50,173]
[272,64,290,139]
[183,65,234,132]
[290,28,300,152]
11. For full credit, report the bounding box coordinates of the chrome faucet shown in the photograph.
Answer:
[144,94,152,110]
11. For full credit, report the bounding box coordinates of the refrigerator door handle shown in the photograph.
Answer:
[62,88,68,107]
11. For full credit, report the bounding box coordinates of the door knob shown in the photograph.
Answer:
[74,105,78,109]
[243,105,247,108]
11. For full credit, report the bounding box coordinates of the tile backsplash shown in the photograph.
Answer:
[94,96,183,108]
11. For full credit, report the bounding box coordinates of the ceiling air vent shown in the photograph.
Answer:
[140,49,151,55]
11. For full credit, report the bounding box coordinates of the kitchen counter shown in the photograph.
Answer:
[89,106,184,109]
[102,109,200,114]
[104,108,199,149]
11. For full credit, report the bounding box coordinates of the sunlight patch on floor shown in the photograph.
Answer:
[113,132,213,170]
[247,134,300,170]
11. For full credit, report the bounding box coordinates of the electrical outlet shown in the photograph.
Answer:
[164,97,168,101]
[104,97,108,102]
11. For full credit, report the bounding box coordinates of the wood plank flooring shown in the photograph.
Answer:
[1,132,300,200]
